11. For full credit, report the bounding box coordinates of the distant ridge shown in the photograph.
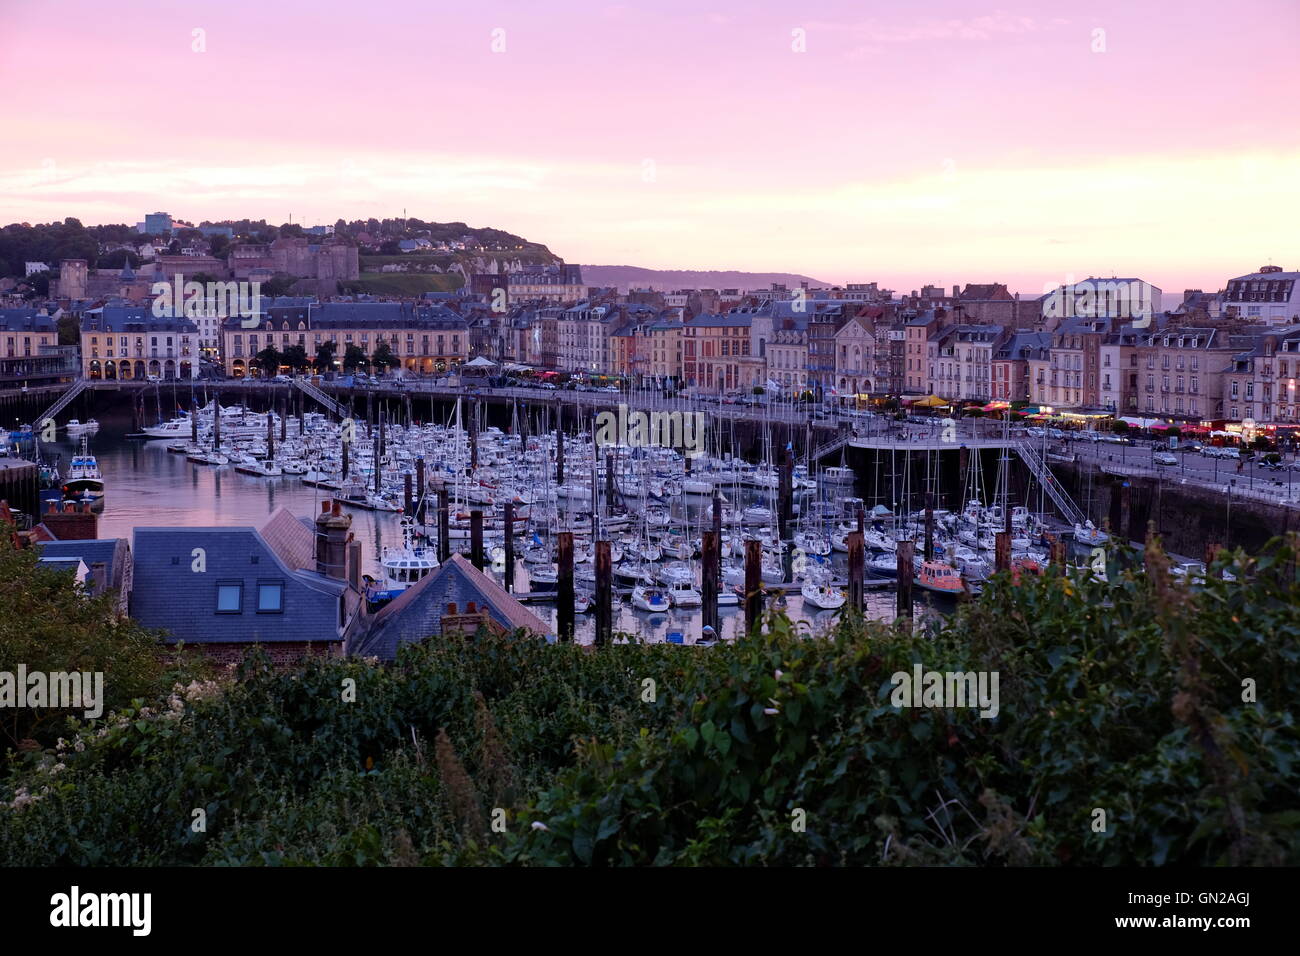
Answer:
[580,264,829,294]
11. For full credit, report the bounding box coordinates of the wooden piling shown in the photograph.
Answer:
[995,531,1011,573]
[594,538,612,646]
[557,530,574,643]
[847,530,864,611]
[403,473,413,517]
[896,540,915,618]
[744,538,763,636]
[702,529,720,634]
[470,509,484,570]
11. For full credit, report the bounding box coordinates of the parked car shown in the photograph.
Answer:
[1154,452,1178,466]
[273,374,292,383]
[145,373,160,383]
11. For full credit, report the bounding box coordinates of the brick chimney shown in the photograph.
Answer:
[41,499,98,540]
[314,499,353,580]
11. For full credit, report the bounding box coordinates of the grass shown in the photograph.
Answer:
[351,274,465,296]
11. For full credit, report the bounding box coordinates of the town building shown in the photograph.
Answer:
[220,301,468,378]
[0,309,78,389]
[79,305,201,380]
[1222,266,1300,325]
[130,503,366,664]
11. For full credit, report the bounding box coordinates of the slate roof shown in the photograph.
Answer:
[0,308,54,332]
[353,554,546,660]
[130,526,357,645]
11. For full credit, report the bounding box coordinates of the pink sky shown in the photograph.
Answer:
[2,0,1297,294]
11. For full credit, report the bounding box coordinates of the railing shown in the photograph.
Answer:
[35,378,89,430]
[1014,440,1087,527]
[292,377,347,419]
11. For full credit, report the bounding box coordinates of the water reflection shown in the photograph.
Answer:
[56,415,946,643]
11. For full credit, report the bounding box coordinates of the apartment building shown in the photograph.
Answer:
[219,302,467,377]
[681,313,755,393]
[767,319,809,391]
[80,306,200,379]
[1133,325,1234,421]
[933,324,1005,402]
[1222,266,1300,325]
[992,331,1051,402]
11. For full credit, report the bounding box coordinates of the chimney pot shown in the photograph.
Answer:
[447,602,457,614]
[321,500,330,513]
[466,601,477,613]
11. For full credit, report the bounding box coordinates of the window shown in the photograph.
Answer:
[216,581,243,613]
[257,580,284,613]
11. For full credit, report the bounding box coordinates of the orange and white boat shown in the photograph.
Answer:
[914,559,966,595]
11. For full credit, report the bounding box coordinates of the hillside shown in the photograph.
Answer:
[580,264,830,293]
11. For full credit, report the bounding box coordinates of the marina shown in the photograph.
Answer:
[4,388,1102,644]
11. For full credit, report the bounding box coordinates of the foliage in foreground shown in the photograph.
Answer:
[1,536,1297,866]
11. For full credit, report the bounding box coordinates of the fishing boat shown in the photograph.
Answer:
[367,519,438,605]
[62,437,104,511]
[631,584,671,612]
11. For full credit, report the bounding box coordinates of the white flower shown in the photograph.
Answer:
[73,740,85,753]
[530,821,549,832]
[763,707,780,716]
[775,670,784,680]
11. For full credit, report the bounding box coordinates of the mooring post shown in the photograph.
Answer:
[503,500,516,592]
[995,531,1011,572]
[896,539,915,618]
[702,529,720,634]
[470,509,484,570]
[557,530,574,642]
[594,538,612,646]
[847,530,865,611]
[744,538,763,636]
[403,473,413,517]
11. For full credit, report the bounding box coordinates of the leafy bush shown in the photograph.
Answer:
[2,536,1297,866]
